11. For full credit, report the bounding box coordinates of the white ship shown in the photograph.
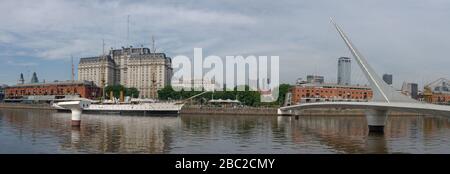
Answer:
[52,98,184,116]
[52,91,206,116]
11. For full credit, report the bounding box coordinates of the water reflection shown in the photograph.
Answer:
[0,109,450,153]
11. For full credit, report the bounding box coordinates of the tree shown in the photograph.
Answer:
[105,85,139,99]
[157,85,175,100]
[276,84,292,106]
[125,87,140,98]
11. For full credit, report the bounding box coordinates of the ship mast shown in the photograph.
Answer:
[151,35,156,54]
[101,39,106,102]
[71,55,74,82]
[150,73,157,99]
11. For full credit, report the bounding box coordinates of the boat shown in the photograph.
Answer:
[51,91,207,116]
[52,99,184,116]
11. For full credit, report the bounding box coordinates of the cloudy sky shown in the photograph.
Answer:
[0,0,449,89]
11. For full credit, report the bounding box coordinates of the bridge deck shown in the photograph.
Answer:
[280,102,450,116]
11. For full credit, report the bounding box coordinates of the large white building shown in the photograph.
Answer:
[78,46,173,99]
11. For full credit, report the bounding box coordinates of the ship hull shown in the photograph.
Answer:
[81,109,179,116]
[53,102,183,116]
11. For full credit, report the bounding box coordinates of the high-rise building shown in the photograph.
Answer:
[18,73,24,84]
[401,82,418,100]
[337,57,351,85]
[30,72,39,83]
[306,75,324,84]
[383,74,393,85]
[78,46,173,99]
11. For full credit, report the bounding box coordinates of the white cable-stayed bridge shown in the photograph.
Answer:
[278,18,450,133]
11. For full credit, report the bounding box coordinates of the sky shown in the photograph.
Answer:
[0,0,449,89]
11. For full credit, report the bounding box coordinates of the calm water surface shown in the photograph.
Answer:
[1,109,449,154]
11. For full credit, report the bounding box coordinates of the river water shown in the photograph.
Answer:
[0,109,449,154]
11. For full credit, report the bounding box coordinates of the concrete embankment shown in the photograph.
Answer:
[0,103,426,116]
[0,103,56,110]
[180,106,277,116]
[181,107,424,116]
[296,108,427,116]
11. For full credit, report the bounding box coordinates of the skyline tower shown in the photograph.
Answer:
[18,73,24,84]
[383,74,393,85]
[337,57,351,85]
[31,72,39,84]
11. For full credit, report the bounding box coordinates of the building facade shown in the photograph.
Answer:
[423,78,450,104]
[306,75,324,84]
[401,82,418,100]
[0,84,6,102]
[5,80,101,100]
[337,57,351,85]
[290,83,373,104]
[78,46,173,98]
[383,74,393,85]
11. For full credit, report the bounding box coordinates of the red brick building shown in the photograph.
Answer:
[290,84,373,104]
[429,94,450,104]
[422,78,450,105]
[5,81,101,99]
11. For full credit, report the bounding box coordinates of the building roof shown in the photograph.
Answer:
[208,99,240,103]
[6,80,97,88]
[295,83,371,90]
[128,53,168,60]
[79,56,114,63]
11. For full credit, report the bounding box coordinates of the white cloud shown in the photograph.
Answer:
[7,60,38,67]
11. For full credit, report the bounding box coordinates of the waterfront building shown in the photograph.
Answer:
[78,56,116,87]
[423,78,450,104]
[290,83,373,104]
[4,80,101,100]
[337,57,351,85]
[0,84,7,102]
[78,46,173,99]
[383,74,393,85]
[401,82,418,100]
[306,75,324,84]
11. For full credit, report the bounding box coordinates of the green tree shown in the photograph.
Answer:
[276,84,292,106]
[125,87,140,98]
[105,85,139,99]
[157,85,175,100]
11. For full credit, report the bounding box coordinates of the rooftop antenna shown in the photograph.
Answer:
[102,39,105,57]
[151,35,156,53]
[127,15,130,46]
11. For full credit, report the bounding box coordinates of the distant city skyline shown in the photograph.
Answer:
[0,0,449,90]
